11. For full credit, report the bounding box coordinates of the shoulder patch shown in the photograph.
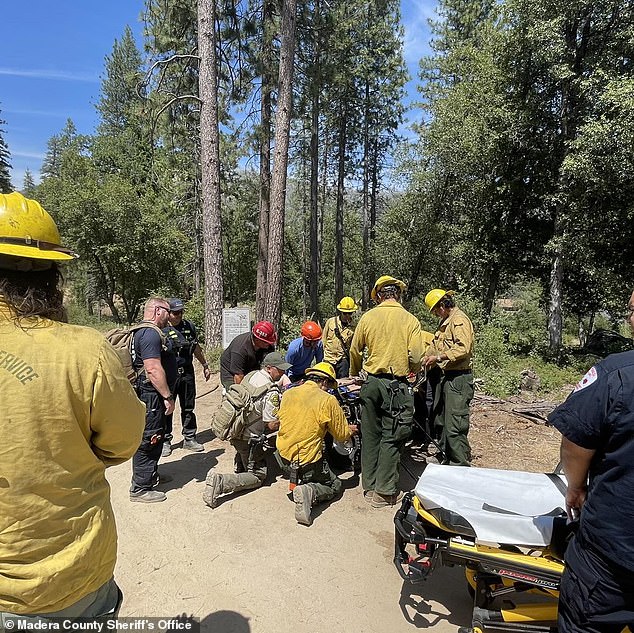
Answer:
[573,366,598,392]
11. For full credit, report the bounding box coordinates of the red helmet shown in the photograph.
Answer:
[252,320,277,345]
[300,320,322,341]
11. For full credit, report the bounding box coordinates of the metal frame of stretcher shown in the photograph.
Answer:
[394,492,564,633]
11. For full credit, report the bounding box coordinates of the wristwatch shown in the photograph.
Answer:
[164,393,174,401]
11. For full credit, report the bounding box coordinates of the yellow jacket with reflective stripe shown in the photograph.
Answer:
[277,380,350,465]
[0,304,145,614]
[349,300,423,377]
[426,307,474,371]
[322,316,354,364]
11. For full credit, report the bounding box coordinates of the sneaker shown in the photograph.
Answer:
[130,490,167,503]
[363,490,375,504]
[371,491,404,509]
[183,439,204,452]
[202,473,223,509]
[292,485,315,526]
[161,443,172,458]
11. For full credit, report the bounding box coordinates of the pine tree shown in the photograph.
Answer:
[0,110,12,193]
[22,169,36,197]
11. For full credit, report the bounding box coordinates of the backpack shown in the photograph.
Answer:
[105,322,167,383]
[211,370,276,441]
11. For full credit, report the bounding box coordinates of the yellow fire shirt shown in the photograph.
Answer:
[0,304,145,614]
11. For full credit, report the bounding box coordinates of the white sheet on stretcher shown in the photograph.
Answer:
[414,464,567,547]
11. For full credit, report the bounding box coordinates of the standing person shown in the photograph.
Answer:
[219,321,277,391]
[203,352,290,508]
[0,192,145,622]
[349,275,423,508]
[129,297,178,503]
[162,298,211,456]
[547,290,634,633]
[276,362,357,526]
[322,296,358,378]
[423,289,474,466]
[285,320,324,382]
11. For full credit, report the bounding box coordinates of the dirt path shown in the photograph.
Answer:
[108,371,563,632]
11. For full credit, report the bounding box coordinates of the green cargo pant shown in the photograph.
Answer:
[215,438,268,494]
[360,375,413,496]
[435,371,473,466]
[276,453,342,503]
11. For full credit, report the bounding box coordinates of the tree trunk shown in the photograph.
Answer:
[264,0,297,330]
[334,113,347,300]
[482,263,500,321]
[308,0,321,321]
[198,0,224,346]
[255,0,274,321]
[361,81,370,311]
[548,216,564,353]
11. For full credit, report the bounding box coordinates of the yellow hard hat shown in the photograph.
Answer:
[305,361,337,383]
[370,275,406,302]
[336,296,358,313]
[425,288,454,311]
[0,192,77,261]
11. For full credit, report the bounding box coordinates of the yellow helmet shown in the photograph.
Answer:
[370,275,406,302]
[336,296,358,313]
[305,361,337,384]
[425,288,454,312]
[0,192,77,261]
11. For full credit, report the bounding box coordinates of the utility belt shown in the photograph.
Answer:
[367,372,408,381]
[275,452,327,484]
[177,366,194,375]
[442,369,471,377]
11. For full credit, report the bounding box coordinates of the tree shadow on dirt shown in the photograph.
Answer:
[397,564,472,629]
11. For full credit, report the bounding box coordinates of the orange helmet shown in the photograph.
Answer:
[252,320,277,345]
[300,320,322,341]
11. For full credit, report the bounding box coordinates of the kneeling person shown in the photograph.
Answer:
[203,352,289,508]
[277,362,358,526]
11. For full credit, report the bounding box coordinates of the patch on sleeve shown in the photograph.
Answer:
[573,366,598,392]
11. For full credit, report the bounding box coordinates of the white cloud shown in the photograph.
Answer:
[12,151,46,160]
[0,67,98,83]
[402,0,438,67]
[3,107,70,118]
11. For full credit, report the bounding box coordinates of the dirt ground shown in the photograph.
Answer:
[107,370,566,633]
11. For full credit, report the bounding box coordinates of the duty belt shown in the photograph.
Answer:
[368,372,408,381]
[443,369,471,377]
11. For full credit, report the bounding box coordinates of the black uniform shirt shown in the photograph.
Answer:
[219,331,272,385]
[548,350,634,570]
[133,327,178,391]
[164,319,197,371]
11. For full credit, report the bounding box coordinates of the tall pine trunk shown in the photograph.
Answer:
[198,0,224,346]
[334,113,347,300]
[255,0,274,321]
[264,0,297,330]
[308,0,321,321]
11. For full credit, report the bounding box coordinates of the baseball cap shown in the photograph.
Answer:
[168,298,185,311]
[263,351,291,371]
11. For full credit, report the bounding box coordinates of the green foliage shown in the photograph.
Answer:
[0,108,12,193]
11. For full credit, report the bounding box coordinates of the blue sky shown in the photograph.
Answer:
[1,0,436,189]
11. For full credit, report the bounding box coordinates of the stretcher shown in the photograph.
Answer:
[394,464,571,633]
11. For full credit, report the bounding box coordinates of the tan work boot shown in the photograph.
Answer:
[363,490,375,504]
[292,484,315,526]
[202,473,223,509]
[371,491,404,508]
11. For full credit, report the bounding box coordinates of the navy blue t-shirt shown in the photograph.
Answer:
[548,350,634,570]
[133,327,178,391]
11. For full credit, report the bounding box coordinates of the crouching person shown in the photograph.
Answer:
[203,352,290,508]
[276,362,358,526]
